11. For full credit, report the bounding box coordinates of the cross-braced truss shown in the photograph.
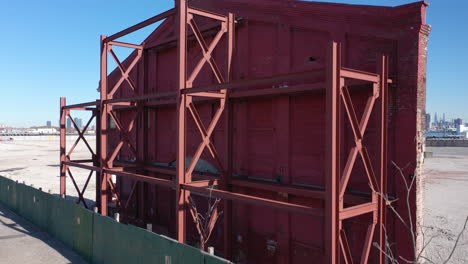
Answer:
[60,98,100,209]
[59,2,391,263]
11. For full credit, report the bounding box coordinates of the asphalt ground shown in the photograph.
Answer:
[423,147,468,263]
[0,202,87,264]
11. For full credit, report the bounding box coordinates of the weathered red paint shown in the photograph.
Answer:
[60,0,429,263]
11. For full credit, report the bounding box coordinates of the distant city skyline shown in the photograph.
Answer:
[2,111,467,129]
[0,0,468,127]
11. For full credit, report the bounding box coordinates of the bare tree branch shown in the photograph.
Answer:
[188,187,223,251]
[372,161,467,264]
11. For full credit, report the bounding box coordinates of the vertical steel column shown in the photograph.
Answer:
[137,50,147,223]
[95,99,102,209]
[325,41,341,264]
[60,97,67,197]
[176,0,188,243]
[378,54,389,264]
[100,35,109,216]
[222,12,235,258]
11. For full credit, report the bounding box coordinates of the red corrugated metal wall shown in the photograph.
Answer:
[105,1,429,262]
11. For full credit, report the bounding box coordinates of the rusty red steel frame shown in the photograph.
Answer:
[59,1,390,262]
[59,98,100,209]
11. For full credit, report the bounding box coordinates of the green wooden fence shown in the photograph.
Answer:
[0,176,230,264]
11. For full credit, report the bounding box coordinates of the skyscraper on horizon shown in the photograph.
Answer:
[74,118,83,129]
[425,113,431,130]
[46,120,51,127]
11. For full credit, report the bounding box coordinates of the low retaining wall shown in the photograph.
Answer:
[426,139,468,147]
[0,176,230,264]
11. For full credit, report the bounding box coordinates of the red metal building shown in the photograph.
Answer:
[60,0,430,263]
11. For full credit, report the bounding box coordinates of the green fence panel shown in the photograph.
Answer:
[0,176,232,264]
[153,235,181,264]
[176,242,205,264]
[49,196,76,249]
[0,178,50,231]
[15,183,27,217]
[92,213,121,264]
[74,205,94,262]
[138,229,164,264]
[31,189,52,231]
[93,215,155,264]
[119,224,149,264]
[128,225,176,264]
[19,184,36,223]
[0,177,8,204]
[204,252,233,264]
[8,180,18,212]
[92,214,211,264]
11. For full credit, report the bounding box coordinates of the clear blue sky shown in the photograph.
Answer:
[0,0,466,127]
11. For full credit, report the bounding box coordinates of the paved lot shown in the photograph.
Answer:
[1,137,468,263]
[0,202,87,264]
[0,136,96,206]
[423,147,468,263]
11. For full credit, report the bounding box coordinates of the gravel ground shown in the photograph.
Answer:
[1,137,467,263]
[0,136,97,207]
[423,147,468,263]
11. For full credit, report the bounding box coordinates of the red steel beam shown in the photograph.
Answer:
[341,68,379,83]
[60,97,67,196]
[339,230,354,264]
[378,54,389,264]
[104,8,176,43]
[100,35,109,216]
[69,159,94,163]
[182,69,324,95]
[325,41,341,264]
[176,0,189,243]
[184,179,219,187]
[339,202,377,220]
[115,160,369,204]
[229,82,325,99]
[230,179,326,200]
[223,13,235,258]
[108,40,143,50]
[95,100,101,212]
[107,81,325,110]
[105,169,174,188]
[104,90,176,104]
[188,91,226,98]
[64,161,101,172]
[187,7,227,22]
[182,185,323,217]
[341,67,393,84]
[145,18,235,51]
[360,223,377,264]
[63,101,99,110]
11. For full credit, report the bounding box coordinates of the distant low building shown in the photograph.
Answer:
[457,124,468,134]
[27,127,58,134]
